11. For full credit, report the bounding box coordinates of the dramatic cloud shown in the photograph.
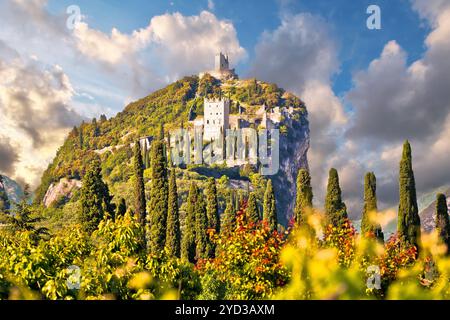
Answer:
[0,137,19,176]
[250,1,450,219]
[0,2,246,186]
[0,53,83,186]
[249,13,347,212]
[145,11,246,78]
[340,0,450,216]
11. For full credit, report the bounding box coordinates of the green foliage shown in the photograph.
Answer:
[263,179,277,231]
[398,141,421,249]
[0,201,49,244]
[182,182,198,263]
[325,168,348,227]
[195,192,210,260]
[361,172,384,243]
[116,198,127,218]
[198,204,289,299]
[205,177,220,233]
[221,192,235,235]
[147,139,168,253]
[166,169,181,258]
[80,161,114,233]
[294,169,313,225]
[0,213,203,300]
[246,192,260,225]
[435,193,450,253]
[133,142,146,226]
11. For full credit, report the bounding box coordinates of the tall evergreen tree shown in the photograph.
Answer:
[116,198,127,217]
[325,168,348,227]
[221,192,235,235]
[294,169,313,225]
[92,118,100,137]
[80,161,113,232]
[435,193,450,253]
[182,182,198,263]
[166,169,181,257]
[263,179,277,231]
[143,142,149,169]
[234,191,240,211]
[205,177,220,233]
[133,141,146,227]
[246,192,260,225]
[195,191,210,260]
[397,140,421,248]
[147,139,169,253]
[361,172,384,242]
[79,127,84,149]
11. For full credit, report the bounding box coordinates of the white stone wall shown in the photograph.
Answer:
[203,98,230,141]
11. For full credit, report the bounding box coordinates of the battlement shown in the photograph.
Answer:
[199,52,238,81]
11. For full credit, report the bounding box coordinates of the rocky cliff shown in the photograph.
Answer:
[35,76,310,224]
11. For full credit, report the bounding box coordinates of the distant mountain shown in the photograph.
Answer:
[0,174,24,206]
[419,186,450,232]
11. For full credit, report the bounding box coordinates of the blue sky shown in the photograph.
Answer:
[45,0,429,103]
[1,0,449,218]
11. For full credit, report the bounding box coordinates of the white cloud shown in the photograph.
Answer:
[250,13,347,212]
[0,2,247,187]
[340,0,450,216]
[0,52,83,186]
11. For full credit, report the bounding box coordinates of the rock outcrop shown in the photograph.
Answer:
[419,187,450,232]
[43,178,81,208]
[272,110,310,224]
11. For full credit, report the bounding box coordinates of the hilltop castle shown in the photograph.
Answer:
[199,52,238,81]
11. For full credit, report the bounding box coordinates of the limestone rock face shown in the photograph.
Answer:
[419,187,450,232]
[0,175,23,205]
[272,110,310,224]
[43,178,81,208]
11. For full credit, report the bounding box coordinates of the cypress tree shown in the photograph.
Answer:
[195,191,210,260]
[294,168,313,225]
[397,140,421,248]
[435,193,450,253]
[234,191,240,211]
[147,139,169,253]
[143,142,149,169]
[166,169,181,257]
[182,182,198,263]
[205,177,220,233]
[79,127,84,149]
[263,179,277,231]
[246,192,260,225]
[116,198,127,217]
[361,172,384,242]
[325,168,348,227]
[133,141,146,227]
[221,192,235,235]
[80,161,112,232]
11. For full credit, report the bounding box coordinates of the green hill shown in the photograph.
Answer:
[34,74,309,225]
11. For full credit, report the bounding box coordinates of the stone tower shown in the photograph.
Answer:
[199,52,237,81]
[215,52,229,71]
[203,98,230,141]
